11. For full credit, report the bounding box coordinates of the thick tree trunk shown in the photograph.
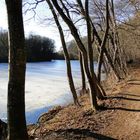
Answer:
[47,0,79,105]
[5,0,28,139]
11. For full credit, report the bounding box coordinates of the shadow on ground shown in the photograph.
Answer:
[127,79,140,85]
[54,128,117,140]
[102,93,140,112]
[108,95,140,102]
[119,93,140,98]
[105,107,140,112]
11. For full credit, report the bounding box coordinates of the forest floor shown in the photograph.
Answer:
[28,63,140,140]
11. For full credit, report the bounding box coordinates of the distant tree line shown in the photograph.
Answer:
[26,34,55,62]
[57,37,99,60]
[0,30,8,62]
[0,29,101,62]
[57,11,140,62]
[0,30,56,62]
[119,12,140,62]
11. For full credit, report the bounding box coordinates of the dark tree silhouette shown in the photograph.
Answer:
[5,0,28,139]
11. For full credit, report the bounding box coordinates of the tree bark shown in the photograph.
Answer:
[47,0,80,105]
[85,0,94,77]
[51,0,98,110]
[90,18,121,80]
[0,119,7,140]
[110,0,128,77]
[97,0,109,82]
[79,0,106,99]
[86,0,106,99]
[5,0,28,139]
[79,52,86,94]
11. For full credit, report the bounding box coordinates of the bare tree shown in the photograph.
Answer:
[76,0,107,98]
[5,0,28,139]
[51,0,107,110]
[46,0,80,106]
[97,0,109,82]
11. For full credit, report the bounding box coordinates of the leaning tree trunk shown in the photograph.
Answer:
[71,0,107,100]
[51,0,99,110]
[85,0,94,77]
[90,19,122,80]
[85,0,106,99]
[97,0,109,82]
[47,0,80,105]
[5,0,28,139]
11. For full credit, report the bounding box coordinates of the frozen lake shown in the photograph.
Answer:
[0,60,83,124]
[0,60,103,124]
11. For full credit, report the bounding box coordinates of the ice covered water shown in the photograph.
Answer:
[0,60,104,123]
[0,60,82,123]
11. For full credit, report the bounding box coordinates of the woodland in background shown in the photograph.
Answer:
[119,12,140,62]
[1,12,139,62]
[0,31,56,62]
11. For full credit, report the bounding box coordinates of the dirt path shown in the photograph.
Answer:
[28,67,140,140]
[102,68,140,140]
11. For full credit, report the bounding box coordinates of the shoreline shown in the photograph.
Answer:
[27,64,140,140]
[0,60,82,124]
[27,77,118,137]
[1,64,140,139]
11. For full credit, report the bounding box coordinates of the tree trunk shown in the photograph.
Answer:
[51,0,99,110]
[0,119,7,140]
[97,0,109,82]
[110,0,128,77]
[79,52,86,94]
[76,0,106,99]
[85,0,94,76]
[47,0,80,105]
[85,0,106,99]
[90,19,122,80]
[5,0,28,139]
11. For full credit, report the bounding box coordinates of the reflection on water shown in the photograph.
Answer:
[0,60,104,124]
